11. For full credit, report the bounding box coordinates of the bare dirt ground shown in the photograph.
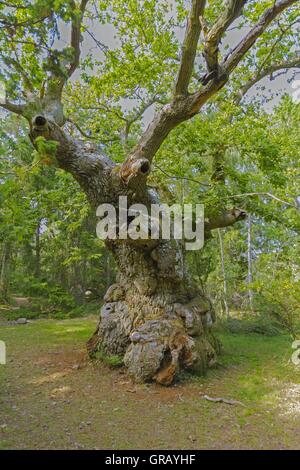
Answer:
[1,317,300,450]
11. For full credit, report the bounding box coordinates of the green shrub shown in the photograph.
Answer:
[68,301,100,318]
[92,349,123,368]
[217,316,283,336]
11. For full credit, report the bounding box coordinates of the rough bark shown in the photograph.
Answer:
[87,236,221,385]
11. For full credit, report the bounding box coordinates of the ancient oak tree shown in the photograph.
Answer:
[0,0,299,384]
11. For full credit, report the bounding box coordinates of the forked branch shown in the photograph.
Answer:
[201,0,247,75]
[29,115,113,183]
[120,0,298,185]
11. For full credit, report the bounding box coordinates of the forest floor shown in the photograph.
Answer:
[1,316,300,450]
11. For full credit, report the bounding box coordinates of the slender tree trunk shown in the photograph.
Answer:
[246,215,254,312]
[217,229,230,319]
[0,242,11,303]
[35,220,41,278]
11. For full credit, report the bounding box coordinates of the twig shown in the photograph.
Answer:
[203,395,244,406]
[66,117,120,143]
[153,163,211,187]
[228,192,298,208]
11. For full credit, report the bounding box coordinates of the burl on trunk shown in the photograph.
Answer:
[87,238,221,386]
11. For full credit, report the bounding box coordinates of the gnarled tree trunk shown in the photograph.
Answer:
[87,233,220,385]
[26,116,220,385]
[28,115,247,385]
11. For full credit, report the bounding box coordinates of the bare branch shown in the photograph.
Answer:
[82,25,109,54]
[119,97,192,184]
[0,2,29,9]
[175,0,206,96]
[66,117,97,139]
[224,0,299,74]
[254,18,299,77]
[234,55,300,103]
[119,0,298,183]
[228,192,298,208]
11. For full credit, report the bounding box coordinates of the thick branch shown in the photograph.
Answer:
[36,0,89,125]
[29,115,113,188]
[0,12,50,29]
[202,0,247,74]
[122,95,166,143]
[224,0,299,74]
[120,0,298,186]
[175,0,206,95]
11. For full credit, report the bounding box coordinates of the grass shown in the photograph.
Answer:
[1,316,300,450]
[0,300,100,321]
